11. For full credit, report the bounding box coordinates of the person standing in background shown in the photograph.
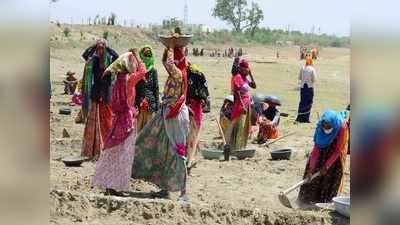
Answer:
[295,57,316,123]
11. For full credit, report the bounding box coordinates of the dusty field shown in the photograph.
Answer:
[50,25,350,225]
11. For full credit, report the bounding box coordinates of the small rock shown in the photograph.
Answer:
[62,128,70,138]
[142,211,153,220]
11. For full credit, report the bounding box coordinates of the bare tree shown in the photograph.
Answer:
[246,2,264,36]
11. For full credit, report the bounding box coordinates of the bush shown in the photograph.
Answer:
[103,31,109,40]
[63,27,71,37]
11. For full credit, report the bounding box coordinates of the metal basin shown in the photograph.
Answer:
[59,107,71,115]
[231,149,256,160]
[159,34,193,48]
[270,148,292,160]
[62,155,88,167]
[333,196,350,217]
[201,149,223,160]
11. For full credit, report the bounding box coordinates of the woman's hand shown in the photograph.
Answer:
[320,166,328,176]
[102,70,112,78]
[305,170,313,183]
[249,81,257,89]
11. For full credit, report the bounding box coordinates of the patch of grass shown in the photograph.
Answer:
[102,31,109,40]
[63,27,71,37]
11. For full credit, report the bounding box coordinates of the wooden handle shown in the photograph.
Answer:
[214,115,227,145]
[282,171,321,195]
[264,132,296,147]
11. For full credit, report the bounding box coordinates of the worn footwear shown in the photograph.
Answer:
[151,190,170,199]
[177,195,190,204]
[105,188,127,197]
[257,139,266,144]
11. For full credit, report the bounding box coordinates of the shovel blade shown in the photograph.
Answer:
[278,194,293,208]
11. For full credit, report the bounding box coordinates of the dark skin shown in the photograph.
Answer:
[236,66,256,114]
[142,47,152,57]
[238,67,256,88]
[305,122,332,183]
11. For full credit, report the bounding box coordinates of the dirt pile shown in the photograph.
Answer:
[50,189,348,225]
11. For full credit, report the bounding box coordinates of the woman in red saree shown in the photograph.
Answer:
[81,40,118,159]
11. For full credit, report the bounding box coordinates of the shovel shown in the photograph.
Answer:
[278,171,321,208]
[214,115,231,161]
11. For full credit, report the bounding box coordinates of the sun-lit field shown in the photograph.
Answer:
[50,24,350,225]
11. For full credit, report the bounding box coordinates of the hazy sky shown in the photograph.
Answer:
[50,0,352,36]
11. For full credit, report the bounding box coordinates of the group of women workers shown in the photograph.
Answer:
[221,55,349,205]
[77,39,348,205]
[78,39,207,201]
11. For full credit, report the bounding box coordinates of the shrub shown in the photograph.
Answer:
[63,27,71,37]
[103,31,109,40]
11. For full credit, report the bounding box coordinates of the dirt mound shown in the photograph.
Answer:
[50,189,348,225]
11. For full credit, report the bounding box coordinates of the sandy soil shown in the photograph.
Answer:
[50,25,350,225]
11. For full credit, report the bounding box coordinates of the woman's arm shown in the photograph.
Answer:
[271,112,280,127]
[153,69,160,110]
[162,48,182,79]
[248,71,257,89]
[311,67,316,84]
[82,45,96,61]
[106,47,119,62]
[309,145,321,172]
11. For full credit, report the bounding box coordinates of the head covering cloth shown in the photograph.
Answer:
[314,110,344,149]
[139,45,155,71]
[306,57,313,66]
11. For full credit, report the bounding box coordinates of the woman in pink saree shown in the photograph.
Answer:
[93,50,146,196]
[226,59,256,151]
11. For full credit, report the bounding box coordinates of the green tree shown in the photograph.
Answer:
[212,0,248,32]
[246,2,264,36]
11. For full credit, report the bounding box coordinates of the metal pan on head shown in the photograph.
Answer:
[159,34,193,48]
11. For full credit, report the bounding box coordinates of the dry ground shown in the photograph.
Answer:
[50,25,350,225]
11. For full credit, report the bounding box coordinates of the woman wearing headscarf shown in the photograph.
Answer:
[81,39,119,158]
[298,110,349,204]
[295,57,316,123]
[132,47,190,201]
[256,97,281,144]
[76,39,119,123]
[136,45,160,132]
[186,63,210,169]
[93,50,146,196]
[226,59,256,151]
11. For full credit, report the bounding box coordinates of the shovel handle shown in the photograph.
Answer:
[282,171,321,195]
[214,115,227,145]
[264,132,296,147]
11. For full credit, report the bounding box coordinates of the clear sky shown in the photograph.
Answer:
[50,0,352,37]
